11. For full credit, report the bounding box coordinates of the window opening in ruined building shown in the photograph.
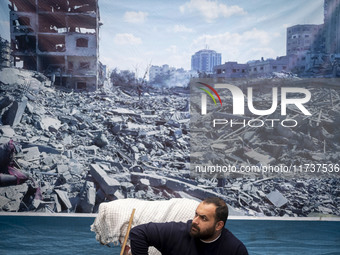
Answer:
[69,1,97,13]
[68,15,96,34]
[76,38,88,47]
[10,0,36,12]
[53,77,67,87]
[22,56,36,70]
[68,62,74,73]
[273,66,277,70]
[39,55,65,74]
[14,35,36,52]
[260,67,264,71]
[13,16,33,33]
[77,82,86,89]
[39,0,68,12]
[79,62,90,69]
[38,14,67,33]
[38,35,65,52]
[18,16,30,25]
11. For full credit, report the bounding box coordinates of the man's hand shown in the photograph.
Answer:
[122,245,131,255]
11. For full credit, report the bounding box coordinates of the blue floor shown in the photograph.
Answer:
[0,215,339,254]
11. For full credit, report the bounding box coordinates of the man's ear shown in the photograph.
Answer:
[215,221,224,231]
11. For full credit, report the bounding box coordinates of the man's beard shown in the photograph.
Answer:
[190,222,216,240]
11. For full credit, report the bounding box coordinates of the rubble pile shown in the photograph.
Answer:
[0,68,339,217]
[0,67,196,213]
[190,77,340,216]
[191,78,340,172]
[221,177,340,216]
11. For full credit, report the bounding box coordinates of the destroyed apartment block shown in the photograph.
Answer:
[9,0,104,91]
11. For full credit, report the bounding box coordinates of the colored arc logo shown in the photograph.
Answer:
[196,82,222,106]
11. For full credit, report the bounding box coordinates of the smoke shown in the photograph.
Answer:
[164,70,198,87]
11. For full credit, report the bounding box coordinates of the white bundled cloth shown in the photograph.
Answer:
[91,198,199,254]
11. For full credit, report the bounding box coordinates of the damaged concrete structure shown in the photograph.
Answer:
[248,56,289,77]
[0,67,340,217]
[286,24,325,74]
[214,62,248,78]
[213,58,289,79]
[324,0,340,55]
[0,36,11,67]
[210,0,339,78]
[286,0,340,76]
[9,0,102,91]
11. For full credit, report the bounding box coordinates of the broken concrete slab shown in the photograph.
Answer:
[266,190,288,208]
[89,164,120,195]
[2,199,21,212]
[0,183,28,211]
[54,189,72,210]
[93,133,109,148]
[77,181,96,213]
[3,97,28,126]
[57,165,73,182]
[0,195,11,209]
[19,146,40,161]
[244,149,276,165]
[0,96,13,111]
[0,125,15,138]
[38,116,62,131]
[53,193,62,212]
[84,145,98,155]
[113,190,125,200]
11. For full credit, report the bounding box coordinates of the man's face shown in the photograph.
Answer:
[190,202,219,241]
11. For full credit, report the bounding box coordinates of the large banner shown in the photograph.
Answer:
[0,0,339,254]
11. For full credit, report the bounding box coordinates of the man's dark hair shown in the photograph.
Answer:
[203,197,229,225]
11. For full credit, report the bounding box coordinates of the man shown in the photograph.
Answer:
[128,197,248,255]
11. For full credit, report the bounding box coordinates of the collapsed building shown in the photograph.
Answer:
[248,56,289,77]
[0,36,11,67]
[213,57,289,79]
[214,62,248,79]
[8,0,103,91]
[212,0,340,78]
[286,0,340,76]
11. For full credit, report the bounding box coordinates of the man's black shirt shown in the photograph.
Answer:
[130,220,248,255]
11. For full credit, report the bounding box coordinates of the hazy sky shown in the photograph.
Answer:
[0,0,324,73]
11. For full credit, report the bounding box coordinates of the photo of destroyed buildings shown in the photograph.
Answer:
[0,0,339,254]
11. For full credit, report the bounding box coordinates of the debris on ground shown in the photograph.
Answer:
[0,67,339,217]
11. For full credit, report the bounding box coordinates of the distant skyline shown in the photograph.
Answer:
[0,0,324,74]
